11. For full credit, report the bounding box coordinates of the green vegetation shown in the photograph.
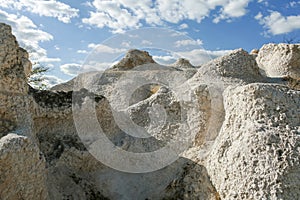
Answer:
[28,62,49,90]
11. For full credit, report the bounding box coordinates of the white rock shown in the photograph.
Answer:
[256,43,300,79]
[206,83,300,200]
[0,134,48,199]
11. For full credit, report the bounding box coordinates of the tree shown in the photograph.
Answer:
[28,62,50,90]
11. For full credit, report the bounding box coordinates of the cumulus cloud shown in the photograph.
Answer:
[153,55,177,65]
[151,48,233,66]
[60,63,82,76]
[176,49,232,65]
[83,62,117,71]
[175,39,203,47]
[213,0,250,23]
[0,9,60,65]
[60,61,118,76]
[83,0,251,32]
[178,23,189,30]
[88,43,98,49]
[88,44,126,53]
[41,75,65,87]
[0,0,79,23]
[256,11,300,35]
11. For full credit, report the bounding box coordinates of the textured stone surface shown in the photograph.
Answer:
[250,48,259,55]
[193,48,264,84]
[172,58,194,69]
[112,49,156,70]
[162,160,220,200]
[0,23,32,137]
[0,23,29,94]
[283,76,300,90]
[256,43,300,79]
[206,84,300,200]
[41,45,300,199]
[0,134,48,200]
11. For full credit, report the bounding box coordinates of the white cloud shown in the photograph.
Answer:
[285,1,300,8]
[213,0,250,23]
[77,60,118,72]
[289,1,297,7]
[121,41,131,48]
[152,48,232,66]
[60,63,82,76]
[82,0,143,33]
[88,43,126,53]
[77,50,89,54]
[178,23,188,30]
[176,49,232,65]
[60,61,119,76]
[153,55,177,65]
[141,40,153,45]
[156,0,212,23]
[255,12,263,20]
[42,75,65,87]
[82,1,93,8]
[83,0,251,32]
[0,0,79,23]
[88,43,98,49]
[257,0,268,6]
[29,74,65,88]
[38,57,61,63]
[175,39,203,47]
[0,9,60,65]
[256,11,300,35]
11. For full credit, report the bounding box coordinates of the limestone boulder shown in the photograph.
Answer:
[206,83,300,200]
[191,48,264,87]
[0,134,48,199]
[256,43,300,79]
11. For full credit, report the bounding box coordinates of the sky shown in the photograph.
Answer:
[0,0,300,87]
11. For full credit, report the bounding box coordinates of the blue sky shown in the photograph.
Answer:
[0,0,300,86]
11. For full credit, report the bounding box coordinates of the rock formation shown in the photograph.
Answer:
[0,22,299,200]
[256,43,300,79]
[256,43,300,90]
[0,24,32,137]
[207,84,300,199]
[172,58,194,68]
[112,49,156,70]
[0,134,48,199]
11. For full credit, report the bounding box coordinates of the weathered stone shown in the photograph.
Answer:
[193,48,264,84]
[0,23,32,137]
[0,134,48,200]
[112,49,156,70]
[172,58,194,69]
[250,49,259,55]
[256,43,300,79]
[206,84,300,200]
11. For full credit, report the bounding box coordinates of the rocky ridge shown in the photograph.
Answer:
[0,23,299,199]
